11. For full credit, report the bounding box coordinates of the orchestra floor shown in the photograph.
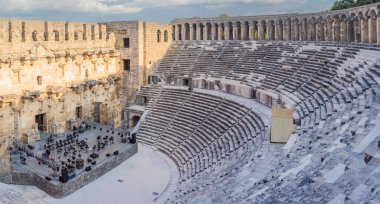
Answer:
[0,145,173,204]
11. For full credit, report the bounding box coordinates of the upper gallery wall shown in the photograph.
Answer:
[171,2,380,44]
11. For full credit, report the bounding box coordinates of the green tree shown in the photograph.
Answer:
[220,14,231,18]
[331,0,380,10]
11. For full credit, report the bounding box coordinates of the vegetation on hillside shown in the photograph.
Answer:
[331,0,380,11]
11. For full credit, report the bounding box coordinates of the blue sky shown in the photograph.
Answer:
[0,0,336,23]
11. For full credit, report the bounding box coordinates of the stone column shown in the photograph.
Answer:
[368,16,377,44]
[181,24,187,41]
[275,21,281,41]
[241,22,247,40]
[258,21,265,41]
[190,24,194,40]
[326,20,333,41]
[175,24,180,41]
[333,19,341,41]
[286,19,292,41]
[302,19,308,41]
[377,16,380,44]
[292,20,299,41]
[224,23,230,40]
[203,23,208,40]
[211,24,216,40]
[218,23,223,40]
[196,23,202,40]
[317,22,325,41]
[232,23,237,40]
[361,17,369,43]
[340,19,348,42]
[347,19,354,42]
[248,22,254,40]
[267,22,274,41]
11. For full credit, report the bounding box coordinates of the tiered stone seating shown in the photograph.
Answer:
[137,41,380,203]
[137,87,266,183]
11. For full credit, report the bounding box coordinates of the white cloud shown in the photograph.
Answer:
[0,0,303,14]
[0,0,142,14]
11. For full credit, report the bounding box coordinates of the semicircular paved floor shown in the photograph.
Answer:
[0,145,172,204]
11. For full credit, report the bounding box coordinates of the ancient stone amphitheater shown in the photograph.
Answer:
[0,2,380,204]
[135,3,380,203]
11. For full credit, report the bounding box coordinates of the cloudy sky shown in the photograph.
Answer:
[0,0,336,23]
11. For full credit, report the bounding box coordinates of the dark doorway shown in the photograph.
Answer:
[35,114,45,131]
[130,116,141,128]
[183,78,189,86]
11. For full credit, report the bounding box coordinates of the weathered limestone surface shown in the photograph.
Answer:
[172,2,380,44]
[0,19,122,142]
[107,21,172,108]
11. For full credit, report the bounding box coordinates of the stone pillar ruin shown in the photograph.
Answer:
[181,24,187,41]
[333,18,341,41]
[233,22,238,40]
[190,24,194,40]
[241,22,247,40]
[368,16,377,44]
[292,19,299,41]
[341,19,348,42]
[211,24,216,40]
[377,16,380,44]
[196,23,202,40]
[286,19,292,41]
[248,22,254,40]
[275,21,282,41]
[218,23,223,40]
[361,17,369,43]
[258,21,265,41]
[224,23,231,40]
[302,19,308,41]
[175,24,180,41]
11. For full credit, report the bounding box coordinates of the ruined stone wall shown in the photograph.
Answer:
[107,21,172,109]
[0,19,122,141]
[172,2,380,44]
[143,22,172,84]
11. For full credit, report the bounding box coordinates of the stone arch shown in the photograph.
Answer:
[309,17,317,41]
[130,115,141,128]
[301,17,308,41]
[358,11,368,43]
[252,21,259,40]
[368,9,377,44]
[220,23,226,40]
[326,16,334,41]
[340,14,348,41]
[199,23,204,40]
[184,23,190,40]
[267,20,275,40]
[74,32,79,41]
[293,18,300,41]
[192,23,197,40]
[157,30,161,43]
[32,31,38,42]
[333,14,341,41]
[164,30,168,42]
[226,22,233,40]
[53,30,60,41]
[214,23,219,40]
[235,21,242,40]
[285,18,292,41]
[206,22,212,40]
[259,20,267,40]
[178,24,183,41]
[316,17,325,41]
[243,21,249,40]
[172,25,175,40]
[276,19,284,41]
